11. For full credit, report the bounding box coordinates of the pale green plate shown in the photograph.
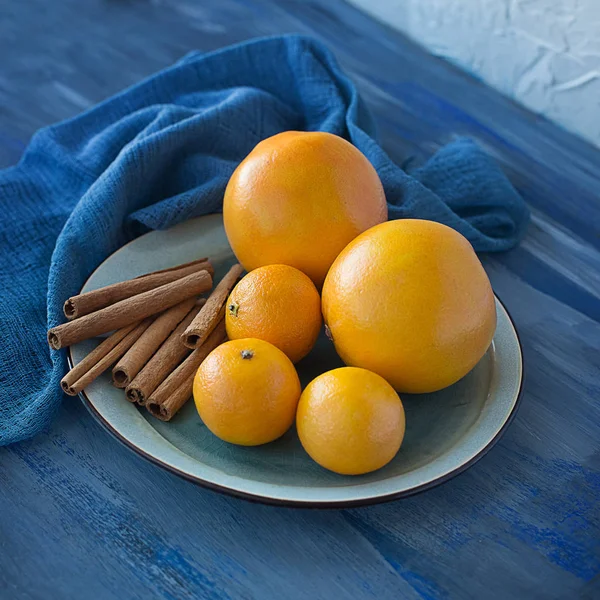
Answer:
[70,214,524,507]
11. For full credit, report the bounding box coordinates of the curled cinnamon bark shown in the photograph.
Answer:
[182,264,243,349]
[125,300,206,405]
[64,258,213,319]
[61,320,152,396]
[147,319,227,421]
[48,270,212,350]
[111,298,197,388]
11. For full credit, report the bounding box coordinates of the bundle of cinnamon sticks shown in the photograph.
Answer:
[49,258,244,421]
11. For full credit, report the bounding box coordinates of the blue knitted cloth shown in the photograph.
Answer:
[0,35,528,445]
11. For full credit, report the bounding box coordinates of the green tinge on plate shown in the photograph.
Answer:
[70,214,523,506]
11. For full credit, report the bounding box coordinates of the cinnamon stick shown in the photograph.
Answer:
[48,270,212,350]
[64,257,213,319]
[147,373,197,423]
[182,263,243,349]
[125,300,206,405]
[147,319,227,421]
[60,319,152,396]
[111,297,196,388]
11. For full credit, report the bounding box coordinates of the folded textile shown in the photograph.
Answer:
[0,34,528,445]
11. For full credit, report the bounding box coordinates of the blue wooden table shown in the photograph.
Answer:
[1,1,599,598]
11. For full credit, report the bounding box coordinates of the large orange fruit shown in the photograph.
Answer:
[297,367,405,475]
[193,338,301,446]
[223,131,387,287]
[225,265,322,363]
[322,219,496,393]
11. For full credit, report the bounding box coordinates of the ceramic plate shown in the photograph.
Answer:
[70,214,524,507]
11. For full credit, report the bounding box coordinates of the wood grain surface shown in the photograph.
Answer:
[1,1,599,599]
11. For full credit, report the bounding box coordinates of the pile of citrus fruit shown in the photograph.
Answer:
[193,131,496,475]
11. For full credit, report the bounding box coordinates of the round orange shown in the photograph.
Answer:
[322,219,496,393]
[296,367,405,475]
[223,131,387,287]
[225,265,322,363]
[193,338,301,446]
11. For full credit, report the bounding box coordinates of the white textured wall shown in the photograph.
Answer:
[349,0,600,148]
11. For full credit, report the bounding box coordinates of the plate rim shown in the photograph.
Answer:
[68,223,525,508]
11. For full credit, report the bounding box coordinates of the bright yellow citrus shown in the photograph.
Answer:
[296,367,405,475]
[223,131,387,287]
[225,264,322,363]
[322,219,496,393]
[193,338,301,446]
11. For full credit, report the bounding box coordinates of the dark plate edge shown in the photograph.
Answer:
[69,295,524,509]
